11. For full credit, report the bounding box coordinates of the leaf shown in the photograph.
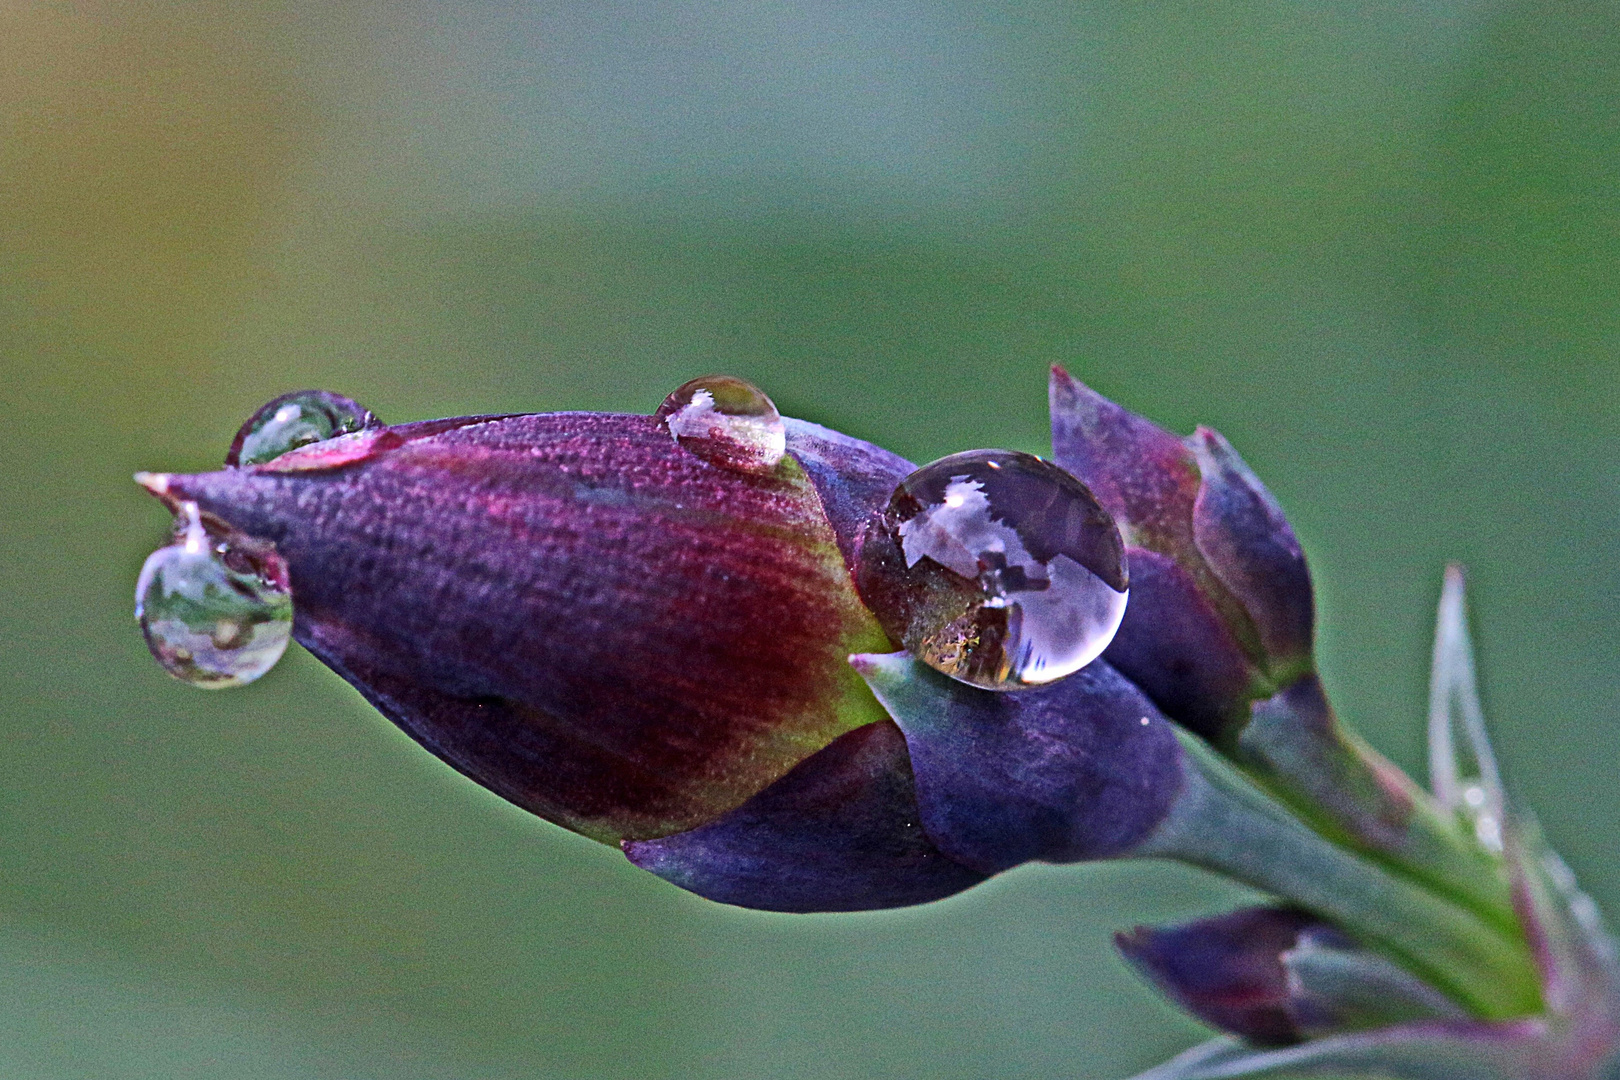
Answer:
[1428,564,1507,854]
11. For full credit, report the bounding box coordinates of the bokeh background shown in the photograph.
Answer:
[2,2,1616,1077]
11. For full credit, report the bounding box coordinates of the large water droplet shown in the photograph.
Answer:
[655,376,786,474]
[135,503,293,688]
[227,390,376,467]
[856,450,1129,691]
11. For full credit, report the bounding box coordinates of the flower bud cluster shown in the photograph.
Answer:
[134,372,1615,1078]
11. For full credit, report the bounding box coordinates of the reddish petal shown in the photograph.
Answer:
[151,412,894,842]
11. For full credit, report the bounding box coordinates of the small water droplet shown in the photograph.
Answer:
[856,450,1129,691]
[227,390,376,467]
[655,376,786,474]
[135,503,293,688]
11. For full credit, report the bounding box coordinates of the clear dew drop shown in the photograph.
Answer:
[226,390,376,467]
[654,375,786,474]
[856,450,1130,691]
[135,502,293,688]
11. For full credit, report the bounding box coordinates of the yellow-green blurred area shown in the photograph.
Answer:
[1,2,1615,1076]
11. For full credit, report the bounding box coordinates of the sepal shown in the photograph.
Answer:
[1429,564,1508,853]
[849,651,1184,874]
[623,720,987,912]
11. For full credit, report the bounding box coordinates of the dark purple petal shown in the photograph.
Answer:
[1119,905,1476,1054]
[623,720,987,912]
[1102,548,1258,742]
[143,412,894,842]
[1117,906,1329,1046]
[1049,365,1203,555]
[1189,426,1314,669]
[851,652,1185,875]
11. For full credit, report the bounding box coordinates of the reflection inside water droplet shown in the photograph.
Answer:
[227,390,376,467]
[135,503,293,688]
[857,450,1129,691]
[655,375,786,474]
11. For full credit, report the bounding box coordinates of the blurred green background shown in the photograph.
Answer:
[1,2,1615,1077]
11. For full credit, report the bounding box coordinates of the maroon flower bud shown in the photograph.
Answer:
[140,408,905,843]
[131,384,1190,912]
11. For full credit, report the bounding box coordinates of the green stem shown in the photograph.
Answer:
[1139,730,1543,1020]
[1233,676,1520,936]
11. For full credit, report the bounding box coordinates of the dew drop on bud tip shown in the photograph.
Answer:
[655,375,787,474]
[226,390,376,467]
[856,450,1129,691]
[135,502,293,688]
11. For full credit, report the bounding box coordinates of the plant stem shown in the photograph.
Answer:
[1139,730,1543,1020]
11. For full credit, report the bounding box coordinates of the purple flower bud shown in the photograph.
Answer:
[1049,366,1312,737]
[1045,369,1495,911]
[139,409,904,843]
[1117,906,1464,1048]
[1119,907,1329,1046]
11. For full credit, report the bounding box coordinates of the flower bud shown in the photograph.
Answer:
[1117,906,1464,1047]
[134,395,1193,909]
[1048,366,1311,738]
[1047,368,1517,923]
[139,409,904,843]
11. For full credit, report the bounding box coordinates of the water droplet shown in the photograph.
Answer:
[227,390,376,467]
[856,450,1129,691]
[655,376,786,474]
[135,503,293,688]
